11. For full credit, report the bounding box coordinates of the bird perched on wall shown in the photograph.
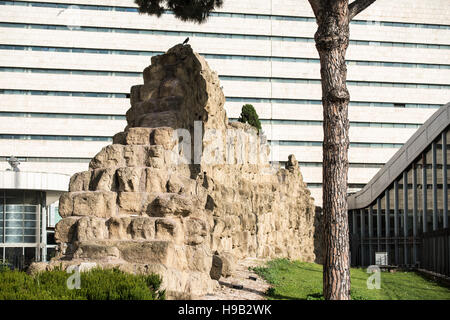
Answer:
[182,37,189,45]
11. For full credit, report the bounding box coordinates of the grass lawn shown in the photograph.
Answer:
[253,259,450,300]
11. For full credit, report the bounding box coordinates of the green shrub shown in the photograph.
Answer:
[0,262,12,273]
[0,268,165,300]
[238,104,262,133]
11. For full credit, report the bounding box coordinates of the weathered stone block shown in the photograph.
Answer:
[123,145,149,167]
[116,167,144,192]
[69,171,91,192]
[219,251,235,277]
[130,216,156,240]
[117,192,145,213]
[72,191,117,218]
[143,64,165,83]
[89,168,116,191]
[160,79,185,98]
[147,157,165,169]
[184,217,207,245]
[139,80,160,101]
[150,127,176,150]
[145,168,168,193]
[138,111,178,128]
[209,254,222,280]
[117,240,174,265]
[150,193,193,217]
[89,144,125,169]
[75,216,108,241]
[166,176,182,193]
[54,216,79,243]
[58,193,74,218]
[186,245,212,274]
[125,127,152,145]
[74,241,120,260]
[155,218,183,243]
[130,85,142,105]
[159,96,183,112]
[148,145,165,158]
[107,216,131,240]
[112,132,126,145]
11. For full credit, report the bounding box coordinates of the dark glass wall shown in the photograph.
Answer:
[350,126,449,272]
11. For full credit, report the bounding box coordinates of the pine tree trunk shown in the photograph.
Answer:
[314,1,351,300]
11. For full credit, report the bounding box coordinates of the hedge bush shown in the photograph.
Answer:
[0,267,165,300]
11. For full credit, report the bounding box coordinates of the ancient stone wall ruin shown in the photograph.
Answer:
[45,44,318,299]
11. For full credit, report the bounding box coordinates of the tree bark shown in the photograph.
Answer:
[312,0,351,300]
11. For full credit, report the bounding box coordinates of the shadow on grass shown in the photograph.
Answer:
[265,286,324,300]
[218,281,267,297]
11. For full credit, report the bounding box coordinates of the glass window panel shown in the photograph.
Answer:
[5,228,23,236]
[389,186,396,236]
[372,202,379,238]
[5,235,23,243]
[24,214,36,221]
[6,212,23,220]
[407,167,414,236]
[383,189,390,238]
[24,221,36,228]
[397,178,404,235]
[379,193,386,237]
[362,208,369,238]
[24,236,36,243]
[23,228,35,236]
[436,136,444,228]
[416,158,424,234]
[5,204,24,212]
[5,220,22,228]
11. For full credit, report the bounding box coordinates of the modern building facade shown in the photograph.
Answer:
[0,0,449,206]
[0,168,69,269]
[348,103,449,276]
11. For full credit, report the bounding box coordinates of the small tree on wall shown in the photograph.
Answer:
[238,104,262,133]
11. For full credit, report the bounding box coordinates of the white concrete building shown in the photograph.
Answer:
[0,0,449,206]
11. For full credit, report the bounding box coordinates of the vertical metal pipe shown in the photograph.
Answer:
[385,189,390,264]
[385,189,390,238]
[2,190,5,245]
[360,208,365,266]
[377,197,382,251]
[36,203,41,262]
[403,171,409,264]
[403,171,408,236]
[442,131,448,228]
[432,141,438,231]
[1,190,4,260]
[41,206,47,263]
[351,210,357,266]
[422,153,427,233]
[394,180,399,237]
[394,180,399,264]
[412,163,418,264]
[368,205,373,265]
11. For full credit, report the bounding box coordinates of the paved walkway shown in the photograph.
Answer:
[199,258,270,300]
